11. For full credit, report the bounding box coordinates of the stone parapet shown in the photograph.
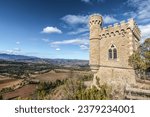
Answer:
[100,19,141,41]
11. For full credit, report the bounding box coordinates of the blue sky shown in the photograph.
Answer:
[0,0,149,60]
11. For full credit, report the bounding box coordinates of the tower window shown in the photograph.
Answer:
[108,45,117,60]
[108,49,112,59]
[113,48,117,59]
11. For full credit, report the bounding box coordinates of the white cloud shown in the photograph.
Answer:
[125,0,150,42]
[56,48,60,51]
[5,50,14,54]
[68,27,89,35]
[81,0,90,3]
[81,0,104,3]
[62,14,117,37]
[50,38,89,51]
[123,12,137,18]
[41,26,62,34]
[62,15,88,25]
[127,0,150,20]
[139,24,150,41]
[14,48,21,51]
[80,45,89,50]
[62,14,118,26]
[16,41,20,45]
[62,14,89,36]
[103,15,118,24]
[50,38,89,46]
[2,48,21,54]
[80,32,89,37]
[42,38,49,42]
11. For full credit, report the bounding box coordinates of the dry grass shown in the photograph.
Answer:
[2,84,36,99]
[32,69,91,82]
[0,79,23,90]
[32,70,69,82]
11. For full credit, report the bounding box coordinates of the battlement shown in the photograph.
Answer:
[89,13,103,27]
[100,18,141,40]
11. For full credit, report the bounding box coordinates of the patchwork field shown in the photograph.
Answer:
[0,69,92,99]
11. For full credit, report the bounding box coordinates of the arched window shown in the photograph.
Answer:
[108,49,112,59]
[108,44,117,60]
[113,48,117,59]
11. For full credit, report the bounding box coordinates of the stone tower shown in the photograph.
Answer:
[89,14,103,73]
[89,13,141,86]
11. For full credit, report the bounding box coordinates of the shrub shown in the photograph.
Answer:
[63,76,111,100]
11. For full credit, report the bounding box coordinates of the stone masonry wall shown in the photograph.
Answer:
[89,14,141,87]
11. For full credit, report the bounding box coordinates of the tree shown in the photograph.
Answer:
[128,51,146,71]
[129,38,150,75]
[141,38,150,69]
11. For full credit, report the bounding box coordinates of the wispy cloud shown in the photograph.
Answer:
[62,14,89,36]
[68,27,89,35]
[41,26,62,34]
[56,48,61,51]
[62,14,118,26]
[80,45,89,50]
[81,0,104,3]
[62,14,117,36]
[126,0,150,41]
[103,15,118,24]
[123,11,136,18]
[1,48,21,54]
[42,38,49,42]
[50,38,89,45]
[62,15,88,25]
[139,24,150,42]
[81,0,90,3]
[16,41,20,45]
[127,0,150,20]
[50,37,89,50]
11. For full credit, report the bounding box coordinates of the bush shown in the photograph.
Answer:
[75,85,111,100]
[35,80,65,99]
[0,87,13,94]
[63,76,111,100]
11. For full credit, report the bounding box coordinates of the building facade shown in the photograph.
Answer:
[89,14,141,86]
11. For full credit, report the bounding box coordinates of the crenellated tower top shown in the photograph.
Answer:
[89,13,103,28]
[100,18,141,40]
[89,13,103,39]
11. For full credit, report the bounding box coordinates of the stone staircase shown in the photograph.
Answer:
[125,79,150,100]
[125,86,150,100]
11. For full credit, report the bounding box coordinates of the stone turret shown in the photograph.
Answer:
[89,14,103,73]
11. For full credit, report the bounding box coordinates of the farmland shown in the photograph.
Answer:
[0,60,92,99]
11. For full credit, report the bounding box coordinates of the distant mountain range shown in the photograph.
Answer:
[0,53,38,60]
[0,53,89,67]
